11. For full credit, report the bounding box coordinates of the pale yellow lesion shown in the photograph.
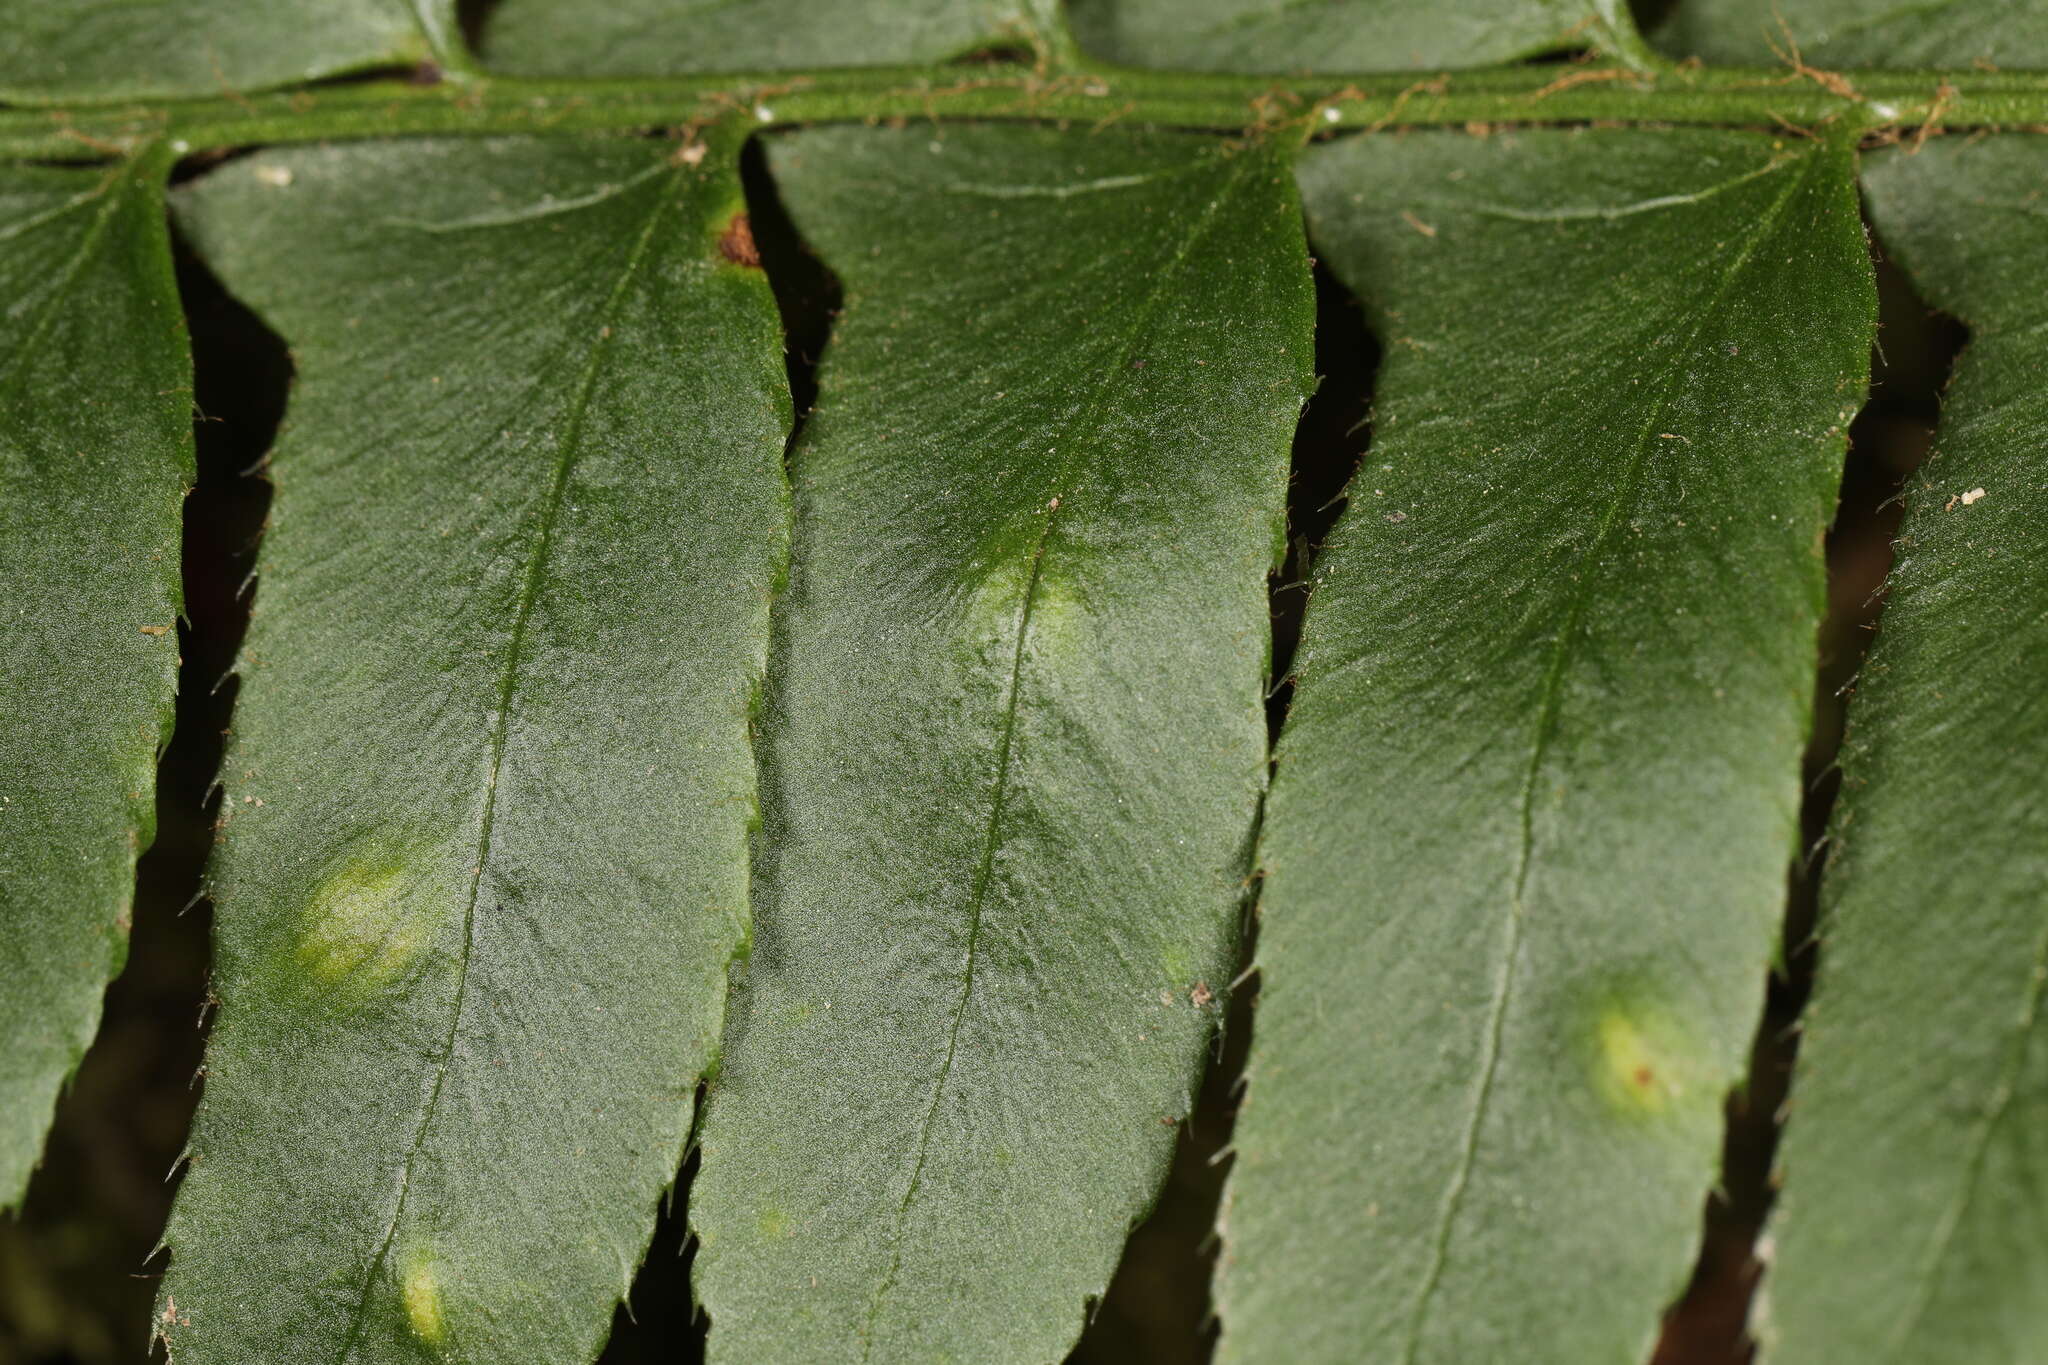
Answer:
[400,1247,447,1347]
[1594,1005,1690,1117]
[295,843,444,991]
[957,544,1092,671]
[958,551,1032,661]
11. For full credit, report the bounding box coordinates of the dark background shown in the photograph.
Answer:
[0,7,1964,1358]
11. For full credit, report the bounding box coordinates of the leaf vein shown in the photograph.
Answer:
[0,159,136,389]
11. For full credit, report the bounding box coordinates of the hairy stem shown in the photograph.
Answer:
[10,59,2047,161]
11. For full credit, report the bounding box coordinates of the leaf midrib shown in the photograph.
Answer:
[1393,142,1822,1364]
[330,159,686,1365]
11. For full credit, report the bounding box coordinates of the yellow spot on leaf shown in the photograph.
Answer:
[1597,1008,1681,1115]
[296,845,441,991]
[959,549,1089,672]
[402,1251,446,1346]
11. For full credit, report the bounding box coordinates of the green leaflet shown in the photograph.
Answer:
[158,133,788,1364]
[483,0,1066,76]
[1762,138,2048,1364]
[0,149,190,1207]
[1658,0,2048,68]
[1223,128,1874,1363]
[689,125,1312,1362]
[0,1,459,103]
[1068,0,1643,73]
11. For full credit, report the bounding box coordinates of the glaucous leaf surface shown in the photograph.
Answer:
[689,124,1312,1363]
[0,151,190,1206]
[1658,0,2048,68]
[0,0,458,103]
[1223,127,1875,1363]
[484,0,1062,76]
[1068,0,1636,72]
[1762,138,2048,1364]
[157,133,789,1364]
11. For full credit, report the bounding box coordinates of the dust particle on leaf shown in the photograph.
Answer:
[719,213,762,268]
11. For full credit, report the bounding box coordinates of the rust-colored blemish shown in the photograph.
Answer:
[718,213,761,268]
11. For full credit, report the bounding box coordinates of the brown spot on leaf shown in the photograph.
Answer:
[1189,981,1213,1008]
[719,214,761,269]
